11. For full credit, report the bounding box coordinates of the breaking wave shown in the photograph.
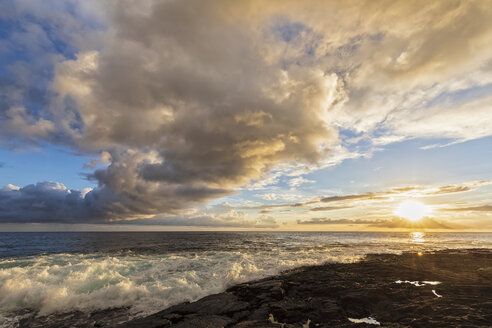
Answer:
[1,231,491,327]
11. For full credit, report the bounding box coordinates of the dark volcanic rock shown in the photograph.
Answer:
[166,293,249,315]
[20,249,492,328]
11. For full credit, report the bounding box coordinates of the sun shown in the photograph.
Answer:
[394,200,430,221]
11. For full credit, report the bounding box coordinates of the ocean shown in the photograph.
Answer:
[1,231,491,327]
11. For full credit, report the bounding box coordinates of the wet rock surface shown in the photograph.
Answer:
[20,249,492,327]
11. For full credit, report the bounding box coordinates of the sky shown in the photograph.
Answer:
[1,0,492,231]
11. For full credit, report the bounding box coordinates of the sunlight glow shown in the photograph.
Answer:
[411,232,425,243]
[395,200,429,221]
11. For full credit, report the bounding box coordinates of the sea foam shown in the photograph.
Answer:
[0,249,358,327]
[1,231,491,327]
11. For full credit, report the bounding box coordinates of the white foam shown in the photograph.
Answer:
[432,290,442,298]
[395,280,441,286]
[0,249,364,327]
[348,317,381,325]
[2,230,486,327]
[395,280,425,286]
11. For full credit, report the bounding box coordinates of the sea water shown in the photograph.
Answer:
[1,231,491,327]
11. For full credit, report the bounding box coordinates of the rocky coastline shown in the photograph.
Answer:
[21,249,492,327]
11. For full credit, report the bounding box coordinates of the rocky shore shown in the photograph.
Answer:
[21,249,492,327]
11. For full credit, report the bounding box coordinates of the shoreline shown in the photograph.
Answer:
[20,249,492,327]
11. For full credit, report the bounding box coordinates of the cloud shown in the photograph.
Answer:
[297,218,383,225]
[2,107,55,138]
[297,216,458,230]
[288,177,315,188]
[1,184,20,192]
[36,1,342,222]
[83,151,112,169]
[0,177,229,223]
[237,180,489,212]
[0,0,103,147]
[0,162,4,168]
[121,214,279,229]
[320,192,390,203]
[1,1,492,223]
[427,181,491,195]
[442,205,492,212]
[309,206,352,212]
[432,185,472,194]
[0,182,91,223]
[369,217,458,230]
[255,192,303,201]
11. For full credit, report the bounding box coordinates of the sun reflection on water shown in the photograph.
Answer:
[411,232,425,243]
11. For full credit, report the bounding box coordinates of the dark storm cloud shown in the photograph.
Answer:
[0,179,230,223]
[0,182,93,223]
[0,0,340,223]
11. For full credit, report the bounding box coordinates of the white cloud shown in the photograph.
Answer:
[288,177,315,188]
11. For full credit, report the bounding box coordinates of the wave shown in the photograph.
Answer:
[0,249,360,327]
[1,232,492,327]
